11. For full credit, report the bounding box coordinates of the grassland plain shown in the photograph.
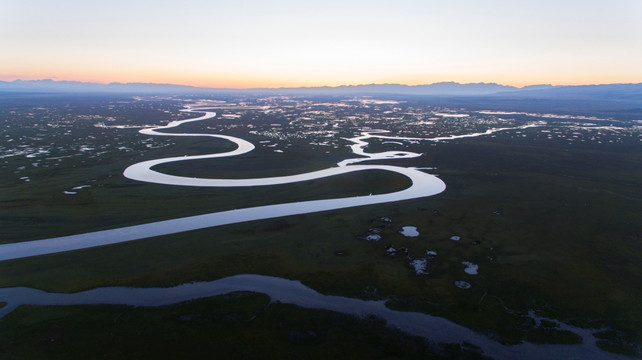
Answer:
[1,96,640,357]
[0,293,490,360]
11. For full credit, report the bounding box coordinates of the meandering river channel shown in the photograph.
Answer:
[1,107,620,359]
[0,274,623,360]
[0,107,447,261]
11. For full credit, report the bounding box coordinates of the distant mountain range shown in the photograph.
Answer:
[272,82,558,96]
[0,79,207,94]
[2,79,641,98]
[2,79,641,119]
[0,79,642,108]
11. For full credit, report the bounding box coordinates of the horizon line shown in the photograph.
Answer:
[3,78,642,91]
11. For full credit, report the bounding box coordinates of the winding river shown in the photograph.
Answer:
[1,106,620,359]
[0,274,623,360]
[0,107,447,261]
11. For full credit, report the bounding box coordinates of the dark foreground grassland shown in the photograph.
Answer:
[1,97,640,357]
[0,292,490,360]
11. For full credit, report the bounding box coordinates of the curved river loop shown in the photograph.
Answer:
[1,107,447,261]
[0,106,620,359]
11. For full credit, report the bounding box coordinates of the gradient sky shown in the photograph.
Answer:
[1,0,641,88]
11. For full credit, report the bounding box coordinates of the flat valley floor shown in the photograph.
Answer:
[1,95,640,358]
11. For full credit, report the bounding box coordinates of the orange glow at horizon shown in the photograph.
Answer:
[3,50,642,89]
[3,68,641,90]
[4,56,642,89]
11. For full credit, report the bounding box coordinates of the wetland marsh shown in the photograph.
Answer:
[1,94,640,358]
